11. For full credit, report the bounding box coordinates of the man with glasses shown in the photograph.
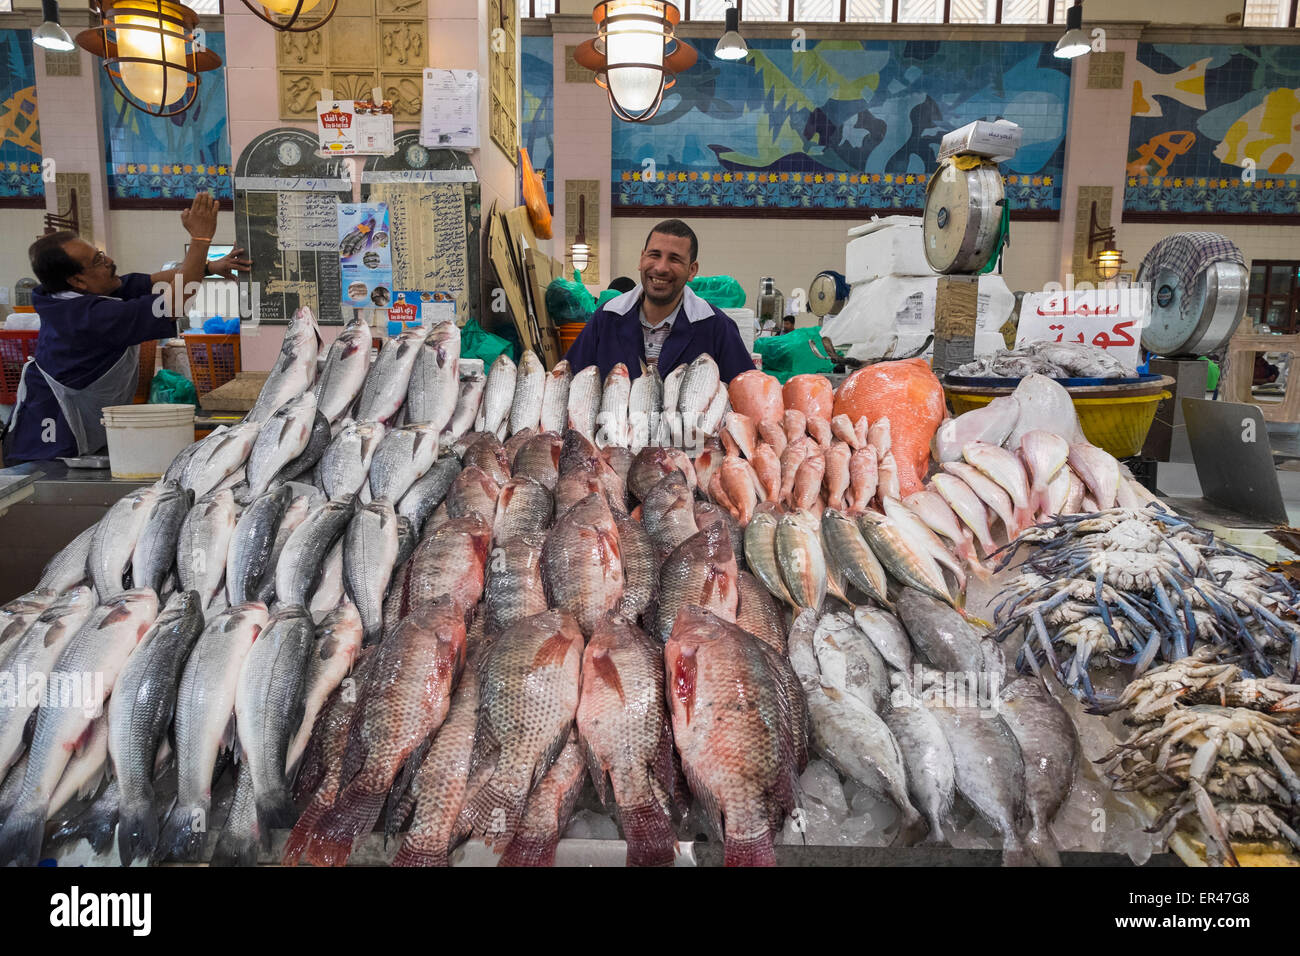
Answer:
[3,193,249,464]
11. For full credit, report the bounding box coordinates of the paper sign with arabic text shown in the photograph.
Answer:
[1017,288,1149,371]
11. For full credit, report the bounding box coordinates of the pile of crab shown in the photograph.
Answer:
[988,504,1300,703]
[1096,648,1300,865]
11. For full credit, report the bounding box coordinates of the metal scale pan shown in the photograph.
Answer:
[922,160,1005,274]
[1139,260,1249,356]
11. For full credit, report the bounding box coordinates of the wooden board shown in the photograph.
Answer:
[1223,330,1300,425]
[524,246,562,370]
[485,204,534,355]
[199,371,271,412]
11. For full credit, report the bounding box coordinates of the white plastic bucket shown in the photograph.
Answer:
[101,403,195,479]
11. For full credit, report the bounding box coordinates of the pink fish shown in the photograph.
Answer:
[1019,430,1069,517]
[752,443,782,504]
[757,420,786,457]
[823,442,852,511]
[806,416,832,449]
[847,445,878,515]
[783,409,807,445]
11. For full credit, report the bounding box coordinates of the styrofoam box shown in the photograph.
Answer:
[844,216,937,285]
[937,120,1022,163]
[822,273,1013,363]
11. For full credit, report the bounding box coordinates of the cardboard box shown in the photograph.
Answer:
[937,120,1022,163]
[844,216,936,284]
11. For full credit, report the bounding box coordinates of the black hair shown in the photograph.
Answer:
[29,231,84,293]
[644,218,698,264]
[607,276,636,295]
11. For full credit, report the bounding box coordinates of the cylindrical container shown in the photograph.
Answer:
[101,403,195,479]
[557,322,585,354]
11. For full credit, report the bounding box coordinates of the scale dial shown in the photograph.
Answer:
[922,160,1005,274]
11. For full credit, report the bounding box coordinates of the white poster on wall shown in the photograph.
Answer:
[420,70,479,150]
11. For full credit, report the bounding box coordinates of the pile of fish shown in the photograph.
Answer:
[992,506,1300,703]
[788,595,1079,865]
[1099,648,1300,866]
[952,342,1134,380]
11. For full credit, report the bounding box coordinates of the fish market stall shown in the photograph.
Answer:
[2,304,1298,869]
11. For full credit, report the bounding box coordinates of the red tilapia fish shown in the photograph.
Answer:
[577,613,682,867]
[297,599,466,866]
[665,605,808,867]
[386,514,491,630]
[498,728,587,867]
[541,492,624,637]
[457,609,584,849]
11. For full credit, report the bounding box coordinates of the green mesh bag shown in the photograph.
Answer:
[545,277,596,324]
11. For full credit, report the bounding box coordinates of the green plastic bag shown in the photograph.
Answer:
[688,275,746,309]
[596,289,621,310]
[753,328,835,384]
[545,277,596,324]
[1199,356,1221,391]
[460,318,514,366]
[148,368,198,406]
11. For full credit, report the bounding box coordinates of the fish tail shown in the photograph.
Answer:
[0,806,47,866]
[619,803,677,867]
[391,838,451,868]
[303,782,386,867]
[209,825,260,867]
[117,799,161,865]
[255,785,299,837]
[1000,829,1037,868]
[498,831,561,867]
[723,831,777,867]
[281,799,326,866]
[50,801,120,856]
[891,807,929,848]
[155,803,207,863]
[1026,822,1062,867]
[457,777,525,846]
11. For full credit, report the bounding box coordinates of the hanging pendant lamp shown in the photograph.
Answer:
[239,0,337,34]
[77,0,221,117]
[573,0,697,123]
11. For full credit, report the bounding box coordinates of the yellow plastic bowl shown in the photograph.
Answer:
[946,390,1171,459]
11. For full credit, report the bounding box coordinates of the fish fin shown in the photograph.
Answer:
[579,738,610,806]
[890,807,930,848]
[498,831,561,867]
[588,647,625,705]
[530,632,574,670]
[281,797,327,866]
[1026,822,1062,867]
[619,801,677,867]
[209,764,259,867]
[678,757,724,842]
[456,771,527,847]
[117,796,161,865]
[1000,829,1036,867]
[652,719,688,815]
[723,831,777,867]
[391,838,450,868]
[155,803,207,863]
[384,736,433,844]
[0,806,48,866]
[254,784,299,846]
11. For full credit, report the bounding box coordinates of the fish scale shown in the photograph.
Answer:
[314,318,372,424]
[665,606,801,867]
[320,420,386,501]
[512,432,563,491]
[482,354,518,439]
[108,591,205,864]
[457,609,583,847]
[483,534,549,638]
[539,361,571,434]
[509,350,546,435]
[615,515,657,621]
[541,492,625,637]
[397,455,461,534]
[566,365,602,441]
[89,485,160,599]
[407,322,460,433]
[176,490,238,610]
[499,729,586,867]
[493,477,554,544]
[654,523,739,644]
[343,500,400,644]
[576,613,679,867]
[226,486,293,606]
[642,471,699,561]
[0,589,159,867]
[131,481,193,595]
[285,600,365,780]
[158,602,268,862]
[369,422,440,503]
[246,391,317,498]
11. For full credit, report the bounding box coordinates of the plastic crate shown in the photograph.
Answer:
[0,329,39,404]
[184,333,241,396]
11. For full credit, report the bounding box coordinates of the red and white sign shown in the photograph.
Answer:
[1017,288,1149,371]
[317,98,394,156]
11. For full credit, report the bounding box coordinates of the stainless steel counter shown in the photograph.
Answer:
[0,461,151,601]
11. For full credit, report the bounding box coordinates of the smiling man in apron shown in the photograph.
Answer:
[2,193,249,464]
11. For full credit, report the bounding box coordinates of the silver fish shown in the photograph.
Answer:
[482,353,518,440]
[226,486,294,606]
[88,485,160,599]
[444,358,486,441]
[255,492,316,605]
[211,605,314,865]
[397,455,462,534]
[406,321,461,434]
[313,317,372,424]
[820,509,891,609]
[320,419,386,501]
[285,599,363,779]
[883,683,957,843]
[895,587,984,674]
[0,589,57,663]
[775,509,827,611]
[309,539,345,624]
[275,496,356,607]
[597,363,631,449]
[343,500,400,643]
[628,365,662,453]
[509,349,546,436]
[131,480,193,595]
[677,354,720,437]
[566,364,602,441]
[245,308,320,424]
[273,410,332,486]
[246,391,318,498]
[0,587,96,778]
[929,703,1030,865]
[659,364,687,446]
[182,424,262,502]
[369,422,440,503]
[539,360,572,434]
[37,526,96,595]
[998,677,1078,867]
[852,606,914,674]
[157,601,268,862]
[356,323,430,425]
[108,591,204,864]
[698,382,731,440]
[0,588,159,866]
[176,489,238,610]
[812,611,888,713]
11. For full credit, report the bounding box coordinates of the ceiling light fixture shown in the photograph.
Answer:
[715,5,746,61]
[33,0,76,52]
[573,0,698,123]
[239,0,337,33]
[1054,1,1090,59]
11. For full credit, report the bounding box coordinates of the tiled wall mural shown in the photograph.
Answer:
[521,34,554,207]
[0,30,42,200]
